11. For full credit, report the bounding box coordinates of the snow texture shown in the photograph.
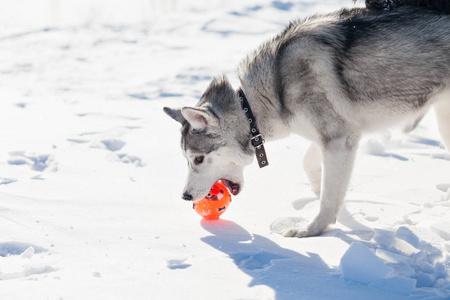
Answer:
[0,0,449,299]
[340,242,394,285]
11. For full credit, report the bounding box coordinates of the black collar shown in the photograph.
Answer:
[237,88,269,168]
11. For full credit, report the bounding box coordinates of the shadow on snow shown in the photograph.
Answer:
[200,219,407,300]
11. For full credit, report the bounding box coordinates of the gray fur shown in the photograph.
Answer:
[165,7,450,237]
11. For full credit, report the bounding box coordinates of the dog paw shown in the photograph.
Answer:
[281,221,329,238]
[271,217,325,238]
[281,228,311,238]
[312,188,321,198]
[310,182,321,197]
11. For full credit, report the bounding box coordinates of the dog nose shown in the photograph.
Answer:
[182,193,193,201]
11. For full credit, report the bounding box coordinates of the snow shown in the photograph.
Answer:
[340,242,394,285]
[0,0,449,299]
[369,276,416,296]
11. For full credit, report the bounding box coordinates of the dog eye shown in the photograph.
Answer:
[194,156,205,165]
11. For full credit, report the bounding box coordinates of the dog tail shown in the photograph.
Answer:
[361,0,450,14]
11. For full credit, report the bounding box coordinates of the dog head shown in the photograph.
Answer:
[164,77,254,201]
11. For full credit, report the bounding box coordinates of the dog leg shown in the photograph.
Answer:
[434,99,450,151]
[303,143,322,196]
[284,136,359,238]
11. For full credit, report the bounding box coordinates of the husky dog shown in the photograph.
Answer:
[164,6,450,237]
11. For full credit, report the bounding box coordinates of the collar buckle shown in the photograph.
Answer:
[251,134,264,148]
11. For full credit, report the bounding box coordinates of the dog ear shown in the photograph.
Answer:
[163,107,185,124]
[181,107,218,130]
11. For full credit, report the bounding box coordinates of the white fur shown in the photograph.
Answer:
[434,89,450,150]
[183,147,251,202]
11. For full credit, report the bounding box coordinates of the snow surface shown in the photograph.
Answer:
[0,0,449,299]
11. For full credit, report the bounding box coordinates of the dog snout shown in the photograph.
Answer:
[182,192,193,201]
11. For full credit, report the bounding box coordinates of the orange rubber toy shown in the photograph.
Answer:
[193,181,232,219]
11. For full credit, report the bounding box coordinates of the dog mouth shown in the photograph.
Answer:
[221,179,241,196]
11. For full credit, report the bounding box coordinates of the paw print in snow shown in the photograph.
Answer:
[7,151,57,172]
